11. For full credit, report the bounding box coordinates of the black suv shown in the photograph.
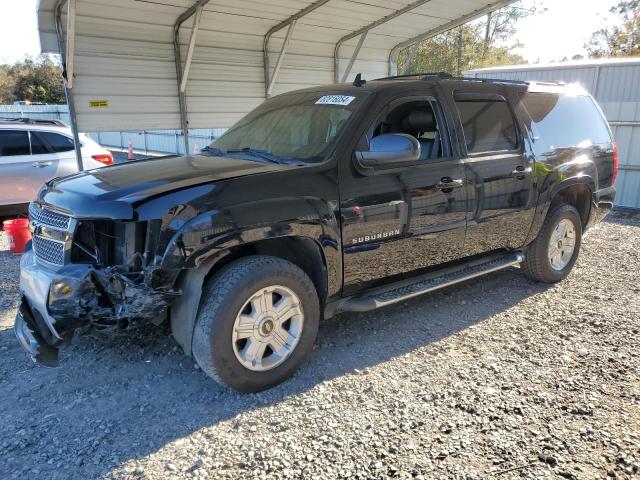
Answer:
[15,74,617,392]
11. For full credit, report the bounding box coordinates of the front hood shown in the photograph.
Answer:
[39,155,291,219]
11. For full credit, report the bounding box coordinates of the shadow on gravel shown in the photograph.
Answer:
[0,267,550,479]
[605,210,640,226]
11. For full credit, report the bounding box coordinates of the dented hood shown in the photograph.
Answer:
[38,155,291,219]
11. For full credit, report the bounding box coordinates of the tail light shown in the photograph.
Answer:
[92,153,113,166]
[611,142,619,186]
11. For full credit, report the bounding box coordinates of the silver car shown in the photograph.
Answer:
[0,119,112,216]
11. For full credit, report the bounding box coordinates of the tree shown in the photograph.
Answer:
[0,64,15,104]
[586,0,640,58]
[398,1,543,76]
[0,55,66,104]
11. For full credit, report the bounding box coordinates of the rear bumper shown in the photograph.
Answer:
[587,186,616,228]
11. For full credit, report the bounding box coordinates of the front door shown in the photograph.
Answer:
[340,95,468,295]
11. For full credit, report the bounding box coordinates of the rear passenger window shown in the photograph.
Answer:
[0,130,30,156]
[38,132,75,152]
[455,99,518,154]
[522,93,611,148]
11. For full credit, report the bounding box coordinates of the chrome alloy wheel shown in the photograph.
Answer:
[548,218,577,271]
[231,285,304,372]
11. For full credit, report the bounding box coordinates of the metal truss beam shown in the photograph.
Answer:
[266,19,297,97]
[174,0,211,155]
[340,31,367,83]
[388,0,517,76]
[334,0,434,83]
[55,0,83,171]
[263,0,332,98]
[179,5,205,94]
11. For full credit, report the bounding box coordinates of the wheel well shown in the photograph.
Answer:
[551,184,592,228]
[204,237,328,302]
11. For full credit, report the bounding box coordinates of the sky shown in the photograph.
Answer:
[0,0,624,65]
[512,0,619,63]
[0,0,41,63]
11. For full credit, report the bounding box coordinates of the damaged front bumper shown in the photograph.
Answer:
[15,250,178,367]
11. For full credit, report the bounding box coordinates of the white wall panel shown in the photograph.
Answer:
[615,171,640,209]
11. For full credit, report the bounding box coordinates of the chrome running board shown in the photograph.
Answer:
[338,252,525,313]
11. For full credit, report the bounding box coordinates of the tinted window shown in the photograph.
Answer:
[522,93,611,148]
[455,100,518,154]
[0,130,30,156]
[371,100,447,160]
[38,132,75,152]
[30,132,51,154]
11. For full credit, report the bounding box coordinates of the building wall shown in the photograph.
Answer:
[467,60,640,209]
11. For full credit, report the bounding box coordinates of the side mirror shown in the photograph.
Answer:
[354,133,420,170]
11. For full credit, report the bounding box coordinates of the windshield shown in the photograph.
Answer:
[208,92,367,164]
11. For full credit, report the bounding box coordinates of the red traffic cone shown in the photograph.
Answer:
[127,140,135,161]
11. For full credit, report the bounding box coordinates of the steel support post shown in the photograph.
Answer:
[54,0,84,171]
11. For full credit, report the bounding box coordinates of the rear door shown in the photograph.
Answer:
[452,91,535,255]
[33,130,80,176]
[340,92,468,295]
[0,129,59,206]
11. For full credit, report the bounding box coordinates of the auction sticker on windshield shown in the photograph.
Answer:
[315,95,356,106]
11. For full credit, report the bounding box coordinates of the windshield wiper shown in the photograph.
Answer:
[199,146,226,157]
[225,147,285,164]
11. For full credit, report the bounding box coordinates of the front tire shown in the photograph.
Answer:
[522,203,583,283]
[192,255,320,392]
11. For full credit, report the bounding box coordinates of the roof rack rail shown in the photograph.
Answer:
[374,72,453,81]
[448,76,529,86]
[527,79,567,86]
[0,118,68,127]
[374,73,529,86]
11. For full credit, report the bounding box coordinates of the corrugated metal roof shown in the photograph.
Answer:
[467,60,640,209]
[37,0,516,131]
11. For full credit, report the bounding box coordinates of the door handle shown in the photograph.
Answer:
[32,161,53,168]
[436,178,464,190]
[511,166,532,179]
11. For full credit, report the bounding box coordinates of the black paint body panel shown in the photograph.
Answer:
[32,78,616,320]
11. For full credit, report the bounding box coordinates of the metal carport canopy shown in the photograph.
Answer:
[37,0,517,141]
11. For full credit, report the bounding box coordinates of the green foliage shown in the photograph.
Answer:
[398,1,542,76]
[0,55,66,104]
[398,2,537,75]
[0,64,14,104]
[586,0,640,58]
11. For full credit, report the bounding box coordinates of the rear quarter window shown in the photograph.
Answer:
[38,132,76,153]
[522,93,611,148]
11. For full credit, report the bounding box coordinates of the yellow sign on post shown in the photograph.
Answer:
[89,100,109,108]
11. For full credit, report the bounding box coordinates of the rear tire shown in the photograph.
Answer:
[522,203,582,283]
[192,255,319,393]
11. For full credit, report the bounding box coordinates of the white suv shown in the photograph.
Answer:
[0,119,112,216]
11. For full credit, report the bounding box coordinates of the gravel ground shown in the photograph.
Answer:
[0,213,638,480]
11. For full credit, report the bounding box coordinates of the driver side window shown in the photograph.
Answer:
[370,100,446,161]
